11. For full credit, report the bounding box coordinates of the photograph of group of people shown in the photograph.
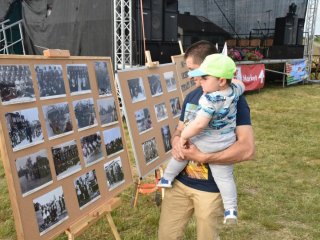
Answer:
[94,61,112,96]
[73,98,97,130]
[134,108,152,134]
[80,132,103,166]
[160,125,172,153]
[148,74,163,97]
[5,107,44,151]
[33,186,68,235]
[104,156,125,191]
[169,97,182,118]
[142,137,159,164]
[43,102,73,139]
[97,97,118,127]
[103,127,124,156]
[66,64,91,95]
[0,64,35,105]
[74,170,100,208]
[35,65,66,99]
[51,140,81,180]
[163,71,177,92]
[127,77,146,103]
[154,102,169,122]
[16,149,53,196]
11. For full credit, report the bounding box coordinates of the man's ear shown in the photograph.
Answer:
[219,78,227,87]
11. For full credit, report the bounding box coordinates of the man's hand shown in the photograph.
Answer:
[171,135,186,161]
[181,144,208,163]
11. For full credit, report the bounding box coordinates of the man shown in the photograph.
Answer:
[158,40,255,240]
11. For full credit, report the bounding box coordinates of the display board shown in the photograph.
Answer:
[171,54,197,99]
[0,55,133,240]
[117,63,183,178]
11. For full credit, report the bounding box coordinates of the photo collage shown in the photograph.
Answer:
[0,59,132,238]
[117,65,182,177]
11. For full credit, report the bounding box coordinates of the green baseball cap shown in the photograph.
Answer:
[188,53,236,79]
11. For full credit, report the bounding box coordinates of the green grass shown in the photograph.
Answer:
[1,83,320,240]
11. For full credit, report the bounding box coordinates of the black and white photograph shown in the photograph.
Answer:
[170,97,182,118]
[161,125,172,152]
[73,98,97,130]
[51,140,81,180]
[16,149,52,197]
[142,137,159,164]
[127,77,146,103]
[134,108,152,134]
[104,156,125,191]
[154,102,168,122]
[0,64,35,105]
[5,107,44,151]
[147,74,163,97]
[103,127,124,156]
[66,64,91,95]
[97,97,118,127]
[94,61,112,96]
[80,132,104,166]
[33,186,68,236]
[164,71,177,92]
[43,102,73,139]
[34,64,66,99]
[74,170,100,209]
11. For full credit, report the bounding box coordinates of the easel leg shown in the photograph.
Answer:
[132,179,140,207]
[65,230,74,240]
[106,212,121,240]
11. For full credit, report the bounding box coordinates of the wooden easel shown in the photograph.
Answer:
[145,50,159,68]
[132,168,164,207]
[42,50,122,239]
[65,198,122,240]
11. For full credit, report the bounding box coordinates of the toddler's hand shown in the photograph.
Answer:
[180,137,189,149]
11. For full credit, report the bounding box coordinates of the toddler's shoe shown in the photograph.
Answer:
[157,178,172,188]
[224,208,238,225]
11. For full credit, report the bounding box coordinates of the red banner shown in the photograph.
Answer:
[235,64,265,91]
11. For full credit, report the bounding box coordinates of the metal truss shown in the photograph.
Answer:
[0,19,25,55]
[304,0,319,81]
[113,0,132,70]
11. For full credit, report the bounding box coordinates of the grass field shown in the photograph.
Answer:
[1,83,320,240]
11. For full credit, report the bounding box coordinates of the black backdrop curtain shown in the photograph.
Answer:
[22,0,113,57]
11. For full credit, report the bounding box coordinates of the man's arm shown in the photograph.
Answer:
[181,125,255,164]
[170,121,186,161]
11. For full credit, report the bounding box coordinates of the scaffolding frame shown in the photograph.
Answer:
[304,0,319,81]
[113,0,132,70]
[0,19,25,55]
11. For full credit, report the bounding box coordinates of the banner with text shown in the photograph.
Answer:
[285,59,308,85]
[235,64,265,91]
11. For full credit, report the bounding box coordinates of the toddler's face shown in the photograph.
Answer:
[200,75,220,93]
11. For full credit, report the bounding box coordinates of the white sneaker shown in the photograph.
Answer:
[157,178,172,188]
[224,209,238,225]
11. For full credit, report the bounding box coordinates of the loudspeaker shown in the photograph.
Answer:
[136,8,151,41]
[296,18,304,45]
[165,0,178,12]
[151,1,163,41]
[268,45,304,59]
[274,16,298,45]
[164,12,178,41]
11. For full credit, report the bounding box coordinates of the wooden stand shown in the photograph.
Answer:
[43,49,70,58]
[65,198,122,240]
[132,168,163,207]
[145,50,159,68]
